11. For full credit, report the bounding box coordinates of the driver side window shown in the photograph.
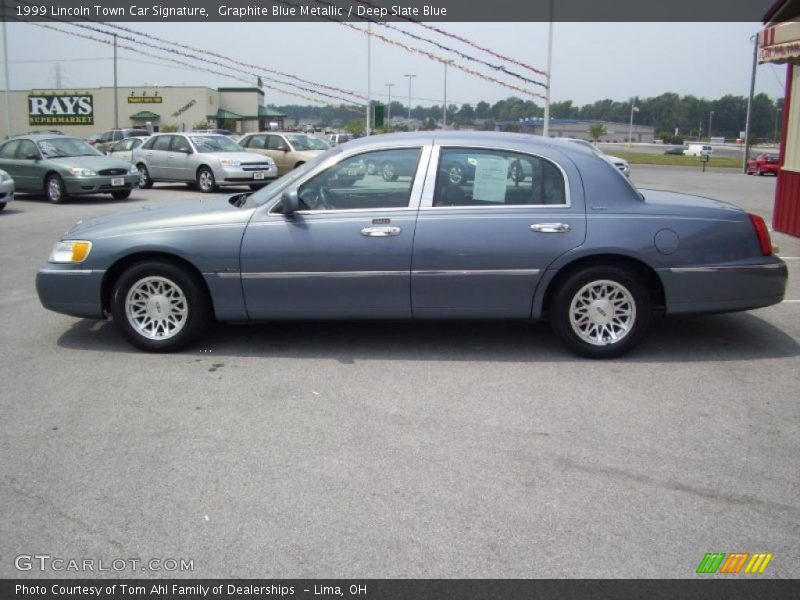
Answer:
[297,148,421,211]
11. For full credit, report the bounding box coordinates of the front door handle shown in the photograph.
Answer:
[361,226,402,237]
[531,223,571,233]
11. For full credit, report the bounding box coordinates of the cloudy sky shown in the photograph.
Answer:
[1,21,787,108]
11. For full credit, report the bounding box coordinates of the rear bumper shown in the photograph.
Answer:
[659,261,788,315]
[36,266,106,319]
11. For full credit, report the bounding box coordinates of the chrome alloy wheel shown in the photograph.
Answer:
[48,178,62,202]
[125,276,189,341]
[568,279,636,346]
[137,166,149,187]
[198,170,214,192]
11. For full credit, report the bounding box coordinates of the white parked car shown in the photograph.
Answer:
[107,137,149,163]
[684,143,713,157]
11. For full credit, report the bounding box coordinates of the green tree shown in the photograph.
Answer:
[343,120,365,136]
[589,123,607,142]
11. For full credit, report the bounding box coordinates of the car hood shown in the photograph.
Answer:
[63,195,254,240]
[46,155,134,171]
[638,189,745,219]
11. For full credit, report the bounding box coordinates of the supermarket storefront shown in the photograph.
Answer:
[0,86,284,139]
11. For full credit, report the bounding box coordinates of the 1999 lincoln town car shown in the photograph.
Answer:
[36,132,788,358]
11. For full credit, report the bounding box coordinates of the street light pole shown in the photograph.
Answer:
[542,0,554,138]
[443,60,453,128]
[385,83,394,125]
[366,23,371,136]
[113,34,119,129]
[708,110,714,141]
[743,33,758,173]
[628,100,638,148]
[1,13,11,139]
[404,74,416,120]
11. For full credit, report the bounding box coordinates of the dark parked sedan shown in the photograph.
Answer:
[36,132,787,358]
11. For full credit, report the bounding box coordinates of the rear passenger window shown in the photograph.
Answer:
[434,148,566,207]
[152,136,172,151]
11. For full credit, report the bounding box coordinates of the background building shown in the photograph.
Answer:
[495,118,655,143]
[0,85,286,139]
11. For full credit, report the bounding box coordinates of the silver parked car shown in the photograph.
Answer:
[0,168,14,210]
[36,132,787,358]
[107,136,149,163]
[132,133,278,192]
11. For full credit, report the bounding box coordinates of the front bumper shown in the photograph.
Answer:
[0,181,14,204]
[216,164,278,185]
[64,174,140,195]
[36,265,106,319]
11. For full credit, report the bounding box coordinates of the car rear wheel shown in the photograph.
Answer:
[111,190,132,200]
[137,164,153,189]
[45,174,68,204]
[550,266,651,358]
[197,167,217,193]
[111,260,210,352]
[0,202,6,211]
[757,167,763,176]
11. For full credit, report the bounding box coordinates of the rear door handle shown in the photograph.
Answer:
[361,226,402,237]
[531,223,571,233]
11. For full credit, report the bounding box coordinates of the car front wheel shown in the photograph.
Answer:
[112,190,132,200]
[111,260,210,352]
[137,164,153,189]
[550,266,651,358]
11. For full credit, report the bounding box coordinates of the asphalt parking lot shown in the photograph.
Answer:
[1,166,798,579]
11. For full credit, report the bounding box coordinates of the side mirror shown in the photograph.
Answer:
[24,152,38,160]
[277,144,289,152]
[280,190,300,215]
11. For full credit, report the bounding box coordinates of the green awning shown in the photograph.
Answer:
[130,110,160,119]
[259,106,287,118]
[208,108,246,120]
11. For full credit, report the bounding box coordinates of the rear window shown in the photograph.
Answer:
[433,148,566,207]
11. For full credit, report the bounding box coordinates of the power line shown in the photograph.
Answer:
[312,0,546,89]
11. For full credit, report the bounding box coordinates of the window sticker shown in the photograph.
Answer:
[471,156,508,203]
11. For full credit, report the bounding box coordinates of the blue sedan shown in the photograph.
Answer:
[36,132,787,358]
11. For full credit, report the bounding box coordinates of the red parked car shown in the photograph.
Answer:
[747,153,780,176]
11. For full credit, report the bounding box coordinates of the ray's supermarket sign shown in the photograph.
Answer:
[28,93,94,126]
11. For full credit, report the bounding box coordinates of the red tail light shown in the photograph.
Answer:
[748,213,773,256]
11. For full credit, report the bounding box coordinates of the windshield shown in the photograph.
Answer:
[189,135,242,153]
[37,137,102,158]
[286,134,331,151]
[250,150,337,207]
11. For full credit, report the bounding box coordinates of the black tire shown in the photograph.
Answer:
[294,162,305,170]
[757,167,763,176]
[45,174,68,204]
[381,162,399,182]
[249,183,266,191]
[0,202,6,211]
[549,265,651,359]
[111,260,211,353]
[197,167,217,193]
[137,164,153,189]
[112,190,132,200]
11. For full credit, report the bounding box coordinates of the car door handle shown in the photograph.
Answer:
[361,226,402,237]
[531,223,571,233]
